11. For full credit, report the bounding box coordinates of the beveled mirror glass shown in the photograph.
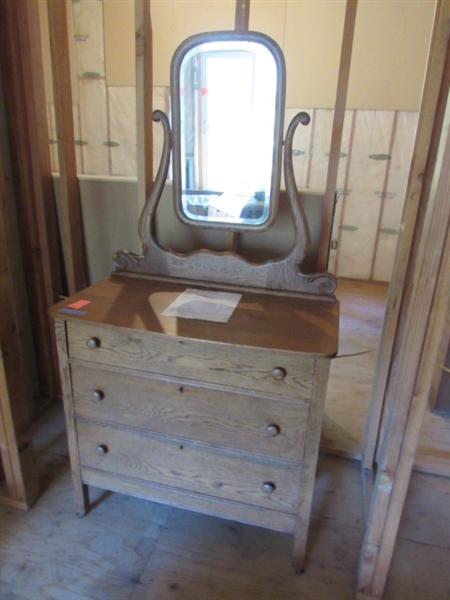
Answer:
[171,31,286,231]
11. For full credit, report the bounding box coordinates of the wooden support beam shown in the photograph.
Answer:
[357,47,450,599]
[224,0,252,253]
[363,0,450,470]
[135,0,154,212]
[0,350,39,510]
[17,0,63,309]
[48,0,86,295]
[317,0,358,272]
[0,0,63,403]
[235,0,250,32]
[0,154,39,509]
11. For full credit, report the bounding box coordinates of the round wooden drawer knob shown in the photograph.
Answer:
[97,444,108,456]
[262,482,276,494]
[267,424,281,437]
[87,337,100,350]
[93,390,105,401]
[271,367,286,381]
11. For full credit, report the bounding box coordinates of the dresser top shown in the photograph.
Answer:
[50,277,339,357]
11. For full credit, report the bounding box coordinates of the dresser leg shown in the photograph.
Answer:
[292,548,306,575]
[292,531,307,574]
[74,482,90,517]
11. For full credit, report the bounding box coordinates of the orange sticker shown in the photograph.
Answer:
[68,299,91,309]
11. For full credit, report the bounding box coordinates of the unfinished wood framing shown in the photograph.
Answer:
[235,0,250,32]
[363,0,450,471]
[357,31,450,599]
[0,0,63,404]
[428,32,450,417]
[135,0,154,212]
[0,154,39,509]
[227,0,251,253]
[317,0,358,272]
[0,350,39,510]
[48,0,86,295]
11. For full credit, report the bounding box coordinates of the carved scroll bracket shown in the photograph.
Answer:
[113,109,336,299]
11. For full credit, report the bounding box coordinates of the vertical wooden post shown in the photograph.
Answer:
[317,0,358,272]
[0,155,39,509]
[17,0,63,309]
[357,59,450,600]
[225,0,252,253]
[135,0,154,212]
[363,0,450,470]
[48,0,86,295]
[0,0,63,403]
[235,0,250,32]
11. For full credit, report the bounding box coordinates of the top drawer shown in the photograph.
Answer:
[67,321,315,399]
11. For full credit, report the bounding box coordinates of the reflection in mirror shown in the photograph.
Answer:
[171,32,285,231]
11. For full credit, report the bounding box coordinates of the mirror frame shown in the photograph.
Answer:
[170,30,286,232]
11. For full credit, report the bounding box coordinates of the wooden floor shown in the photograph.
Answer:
[323,278,450,478]
[0,278,449,599]
[1,403,449,600]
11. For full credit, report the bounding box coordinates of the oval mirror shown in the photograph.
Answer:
[171,31,286,231]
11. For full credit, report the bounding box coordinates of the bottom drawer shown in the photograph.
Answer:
[77,420,302,514]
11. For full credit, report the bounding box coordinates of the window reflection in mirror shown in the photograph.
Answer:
[172,33,285,231]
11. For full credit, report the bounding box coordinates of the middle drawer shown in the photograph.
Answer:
[71,363,310,461]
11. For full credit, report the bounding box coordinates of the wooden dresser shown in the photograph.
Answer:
[50,276,338,570]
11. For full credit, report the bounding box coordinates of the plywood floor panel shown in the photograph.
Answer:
[131,513,365,600]
[322,278,450,478]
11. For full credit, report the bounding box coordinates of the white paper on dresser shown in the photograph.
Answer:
[162,288,242,323]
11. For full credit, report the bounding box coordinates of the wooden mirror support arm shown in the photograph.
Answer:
[283,111,312,266]
[113,110,336,299]
[138,110,172,247]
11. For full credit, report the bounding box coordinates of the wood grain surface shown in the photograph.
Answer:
[50,276,339,357]
[67,321,315,399]
[71,362,310,460]
[77,419,302,513]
